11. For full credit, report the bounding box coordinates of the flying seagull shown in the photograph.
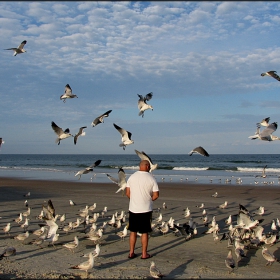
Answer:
[189,146,209,157]
[75,160,102,180]
[60,84,78,102]
[0,138,4,149]
[261,71,280,82]
[42,199,56,220]
[255,165,267,178]
[257,117,270,127]
[106,168,127,195]
[91,110,112,127]
[134,150,158,172]
[138,92,153,118]
[5,40,27,56]
[113,123,134,150]
[74,126,87,145]
[51,121,73,145]
[23,191,31,197]
[249,122,279,141]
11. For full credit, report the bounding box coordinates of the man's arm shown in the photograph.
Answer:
[126,186,130,198]
[152,191,159,201]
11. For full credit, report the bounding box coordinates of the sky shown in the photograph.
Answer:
[1,1,280,155]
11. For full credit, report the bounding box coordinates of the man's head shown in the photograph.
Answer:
[139,160,150,172]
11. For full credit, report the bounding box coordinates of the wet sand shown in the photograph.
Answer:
[0,177,279,279]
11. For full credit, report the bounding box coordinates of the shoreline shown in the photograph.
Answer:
[0,177,279,279]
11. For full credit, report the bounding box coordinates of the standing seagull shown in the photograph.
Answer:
[261,246,280,266]
[60,84,78,102]
[212,192,218,198]
[91,110,112,127]
[5,40,27,56]
[113,123,134,150]
[218,201,228,209]
[261,71,280,82]
[0,247,16,260]
[135,150,158,172]
[51,121,73,145]
[74,126,87,145]
[138,92,153,118]
[106,168,127,195]
[189,146,209,157]
[75,160,102,180]
[70,252,94,278]
[225,249,235,273]
[69,200,76,206]
[150,261,165,279]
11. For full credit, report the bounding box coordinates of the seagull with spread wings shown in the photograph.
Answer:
[138,92,153,118]
[135,150,158,172]
[60,84,78,102]
[75,160,102,180]
[255,165,267,178]
[106,168,127,195]
[261,71,280,82]
[5,40,27,56]
[113,123,134,150]
[91,110,112,127]
[189,146,209,157]
[42,199,56,220]
[249,122,279,141]
[51,121,73,145]
[257,117,270,127]
[74,126,87,145]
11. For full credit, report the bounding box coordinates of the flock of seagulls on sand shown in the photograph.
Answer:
[1,185,279,278]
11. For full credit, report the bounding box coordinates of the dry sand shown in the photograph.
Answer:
[0,177,279,279]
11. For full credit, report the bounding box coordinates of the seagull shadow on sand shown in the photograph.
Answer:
[167,259,193,278]
[273,247,280,259]
[235,247,257,268]
[272,200,280,206]
[147,236,193,257]
[159,206,181,211]
[14,246,56,261]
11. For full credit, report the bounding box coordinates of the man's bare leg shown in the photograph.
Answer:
[141,233,149,258]
[129,231,137,257]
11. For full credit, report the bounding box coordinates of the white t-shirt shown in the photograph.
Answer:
[127,171,159,213]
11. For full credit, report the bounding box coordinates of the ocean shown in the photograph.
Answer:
[0,153,280,186]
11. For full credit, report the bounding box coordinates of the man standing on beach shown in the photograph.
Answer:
[126,159,159,259]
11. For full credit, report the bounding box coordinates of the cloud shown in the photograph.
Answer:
[1,2,280,154]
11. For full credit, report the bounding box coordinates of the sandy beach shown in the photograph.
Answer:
[0,177,279,279]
